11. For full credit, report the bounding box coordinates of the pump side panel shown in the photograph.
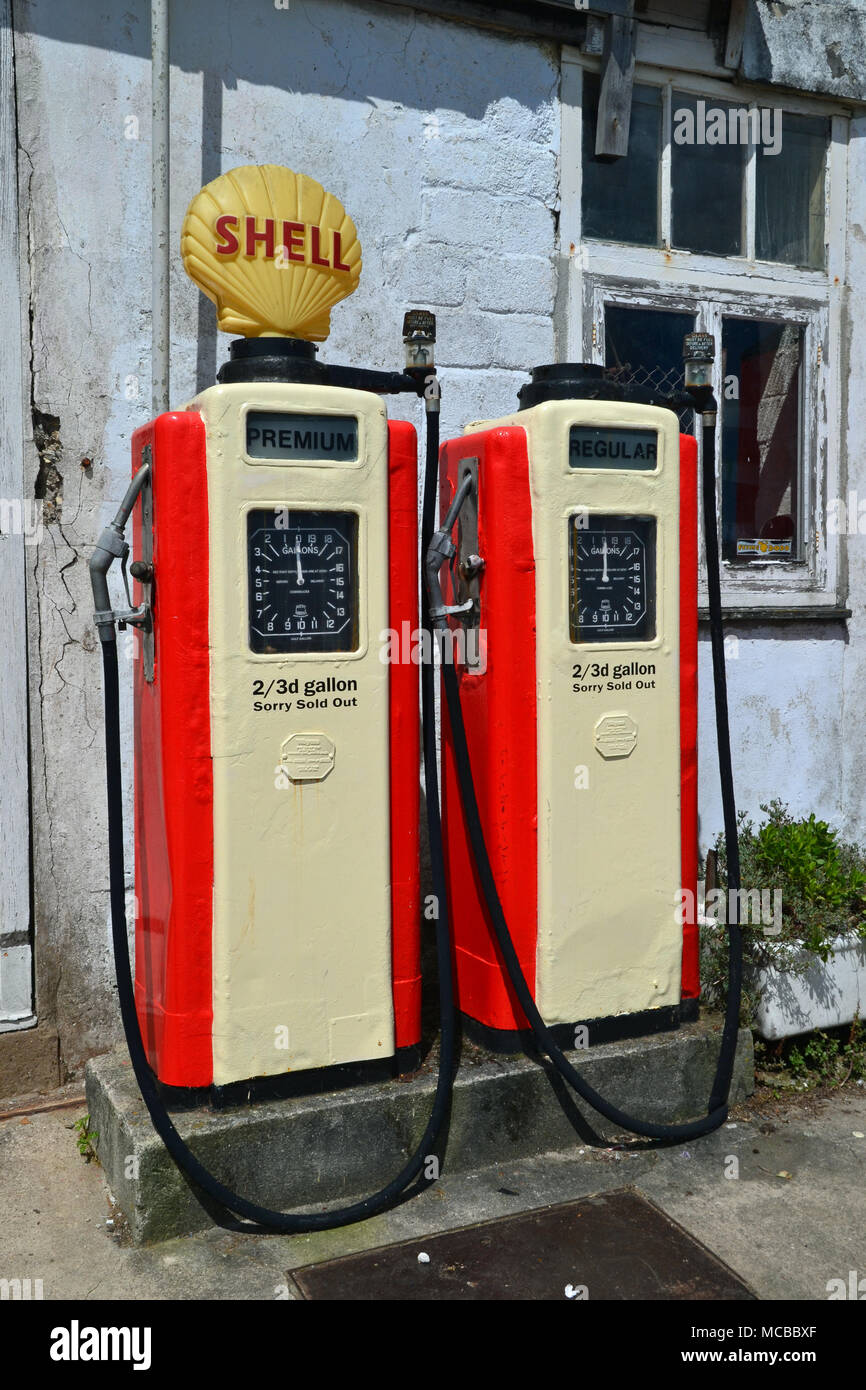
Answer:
[440,428,538,1031]
[201,382,396,1085]
[133,412,214,1086]
[679,433,699,1000]
[525,400,683,1023]
[387,419,421,1048]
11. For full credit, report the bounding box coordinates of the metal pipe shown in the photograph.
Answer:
[151,0,170,414]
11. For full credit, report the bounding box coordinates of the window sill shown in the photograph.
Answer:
[697,605,851,624]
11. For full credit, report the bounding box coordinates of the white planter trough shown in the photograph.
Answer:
[748,935,866,1041]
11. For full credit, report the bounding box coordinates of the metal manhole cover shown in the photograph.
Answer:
[289,1189,756,1301]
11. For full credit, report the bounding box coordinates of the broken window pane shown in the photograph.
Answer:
[671,95,745,256]
[721,319,803,563]
[756,113,828,269]
[605,304,695,430]
[582,74,662,246]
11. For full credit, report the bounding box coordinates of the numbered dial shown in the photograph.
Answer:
[247,509,358,654]
[570,514,656,644]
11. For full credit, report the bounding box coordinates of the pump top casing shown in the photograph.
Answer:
[518,362,661,410]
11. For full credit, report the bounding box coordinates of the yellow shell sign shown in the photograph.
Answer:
[180,165,362,341]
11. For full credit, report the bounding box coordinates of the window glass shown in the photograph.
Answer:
[721,319,803,563]
[605,304,696,430]
[756,113,828,268]
[582,73,662,246]
[671,94,744,256]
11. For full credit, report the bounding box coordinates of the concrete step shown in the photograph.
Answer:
[85,1018,753,1244]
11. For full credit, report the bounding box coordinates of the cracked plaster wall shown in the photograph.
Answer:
[743,0,866,102]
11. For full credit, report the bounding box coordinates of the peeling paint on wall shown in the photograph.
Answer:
[742,0,866,100]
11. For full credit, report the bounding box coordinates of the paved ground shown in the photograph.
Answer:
[1,1079,864,1301]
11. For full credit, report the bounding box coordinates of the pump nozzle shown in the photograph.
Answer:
[89,461,152,643]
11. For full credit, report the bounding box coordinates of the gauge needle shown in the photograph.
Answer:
[295,539,304,585]
[601,537,609,585]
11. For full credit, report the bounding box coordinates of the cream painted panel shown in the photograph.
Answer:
[193,382,394,1085]
[467,401,683,1024]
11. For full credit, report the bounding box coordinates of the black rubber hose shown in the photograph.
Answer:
[432,410,743,1142]
[97,403,456,1233]
[699,410,743,1113]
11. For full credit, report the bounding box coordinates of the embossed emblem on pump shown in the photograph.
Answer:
[593,712,638,759]
[281,732,336,782]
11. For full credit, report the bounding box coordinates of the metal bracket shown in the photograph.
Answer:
[94,600,150,632]
[447,457,484,669]
[136,445,155,682]
[97,528,151,632]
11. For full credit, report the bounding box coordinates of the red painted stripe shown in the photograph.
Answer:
[133,412,214,1086]
[679,433,700,999]
[387,420,422,1049]
[441,428,538,1030]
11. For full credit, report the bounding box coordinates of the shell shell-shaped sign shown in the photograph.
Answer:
[180,165,362,341]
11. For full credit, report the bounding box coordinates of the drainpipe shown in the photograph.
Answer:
[151,0,170,415]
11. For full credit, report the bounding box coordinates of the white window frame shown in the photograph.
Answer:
[560,51,850,612]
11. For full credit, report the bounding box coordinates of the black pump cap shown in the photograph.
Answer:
[517,362,658,410]
[217,337,330,385]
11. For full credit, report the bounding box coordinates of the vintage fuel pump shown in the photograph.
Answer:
[426,345,744,1141]
[90,166,456,1230]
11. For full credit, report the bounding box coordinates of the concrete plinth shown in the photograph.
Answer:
[85,1019,753,1244]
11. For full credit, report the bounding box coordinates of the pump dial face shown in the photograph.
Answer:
[247,508,359,654]
[569,514,656,644]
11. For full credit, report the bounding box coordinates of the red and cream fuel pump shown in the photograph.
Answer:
[90,166,457,1231]
[436,365,700,1046]
[119,167,426,1093]
[426,346,745,1143]
[129,167,427,1095]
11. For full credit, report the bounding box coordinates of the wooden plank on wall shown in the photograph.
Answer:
[0,1,34,1028]
[595,14,637,159]
[724,0,749,70]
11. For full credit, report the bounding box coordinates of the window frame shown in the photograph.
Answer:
[560,51,850,612]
